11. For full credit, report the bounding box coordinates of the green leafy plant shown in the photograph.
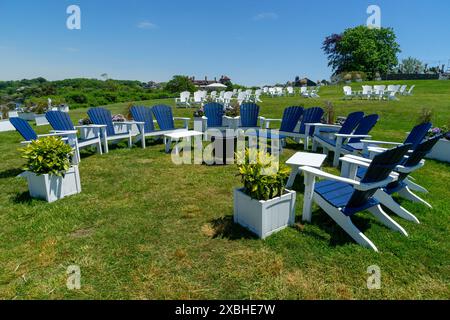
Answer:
[225,101,240,117]
[236,149,290,201]
[20,136,73,176]
[324,101,336,124]
[417,108,433,124]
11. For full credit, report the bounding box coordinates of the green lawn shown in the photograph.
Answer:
[0,80,449,299]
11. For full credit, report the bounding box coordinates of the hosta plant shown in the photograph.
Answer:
[236,149,290,201]
[21,136,73,176]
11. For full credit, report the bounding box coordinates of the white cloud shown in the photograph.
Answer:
[137,21,158,29]
[252,12,279,21]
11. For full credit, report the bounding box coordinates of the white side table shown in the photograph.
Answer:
[164,130,204,154]
[285,152,327,188]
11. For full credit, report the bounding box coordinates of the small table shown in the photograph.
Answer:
[164,131,203,154]
[285,152,327,188]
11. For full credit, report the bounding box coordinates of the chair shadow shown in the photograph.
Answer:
[208,215,257,240]
[299,210,372,248]
[0,168,23,179]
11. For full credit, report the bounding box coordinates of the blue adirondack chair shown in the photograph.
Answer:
[46,111,103,161]
[341,135,443,224]
[238,103,261,129]
[10,117,77,162]
[312,111,365,164]
[360,122,432,157]
[260,106,304,131]
[203,103,226,129]
[322,114,379,166]
[291,107,324,150]
[130,105,173,148]
[301,144,412,252]
[151,105,190,132]
[87,107,135,153]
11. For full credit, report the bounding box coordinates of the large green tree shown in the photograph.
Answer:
[323,26,401,79]
[164,75,196,94]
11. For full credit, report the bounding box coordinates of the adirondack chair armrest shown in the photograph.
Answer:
[343,154,372,163]
[46,130,78,136]
[334,134,372,139]
[300,166,361,187]
[173,117,190,129]
[301,165,393,191]
[74,125,107,129]
[396,161,424,174]
[360,139,402,146]
[340,156,371,168]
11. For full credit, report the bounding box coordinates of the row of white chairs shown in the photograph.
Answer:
[343,84,415,100]
[262,86,320,98]
[175,89,262,108]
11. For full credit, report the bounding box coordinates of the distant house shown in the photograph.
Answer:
[294,77,317,87]
[190,75,231,88]
[144,81,162,89]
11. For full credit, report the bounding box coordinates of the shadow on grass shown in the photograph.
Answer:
[0,168,23,179]
[299,210,372,248]
[11,191,33,205]
[209,215,257,240]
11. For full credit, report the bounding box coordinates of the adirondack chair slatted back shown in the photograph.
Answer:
[339,112,364,135]
[204,103,224,127]
[152,105,175,130]
[280,106,304,132]
[343,144,411,215]
[88,107,115,137]
[240,103,260,128]
[130,106,155,134]
[403,122,432,150]
[299,107,324,136]
[387,135,443,190]
[46,111,75,131]
[348,114,379,143]
[10,117,38,141]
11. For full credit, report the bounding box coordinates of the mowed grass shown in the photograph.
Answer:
[0,80,449,299]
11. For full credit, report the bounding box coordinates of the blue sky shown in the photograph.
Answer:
[0,0,449,86]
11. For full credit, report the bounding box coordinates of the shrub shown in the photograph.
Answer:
[225,101,240,117]
[20,136,73,176]
[236,149,290,201]
[417,108,433,124]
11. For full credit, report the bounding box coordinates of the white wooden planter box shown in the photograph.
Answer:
[18,112,37,121]
[114,123,139,135]
[8,111,19,118]
[427,139,450,163]
[224,117,240,130]
[23,166,81,203]
[35,114,49,126]
[0,119,14,132]
[233,188,296,239]
[79,126,98,140]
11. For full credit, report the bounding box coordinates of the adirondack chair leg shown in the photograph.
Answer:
[374,190,420,224]
[286,167,300,189]
[368,205,408,236]
[304,136,310,151]
[97,139,103,155]
[128,134,132,148]
[312,139,318,152]
[318,197,378,251]
[405,178,428,193]
[397,186,432,209]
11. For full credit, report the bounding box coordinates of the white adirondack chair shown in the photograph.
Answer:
[223,91,234,107]
[343,86,354,100]
[398,85,407,95]
[175,91,191,108]
[361,86,373,99]
[237,92,248,105]
[286,86,295,96]
[300,87,310,98]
